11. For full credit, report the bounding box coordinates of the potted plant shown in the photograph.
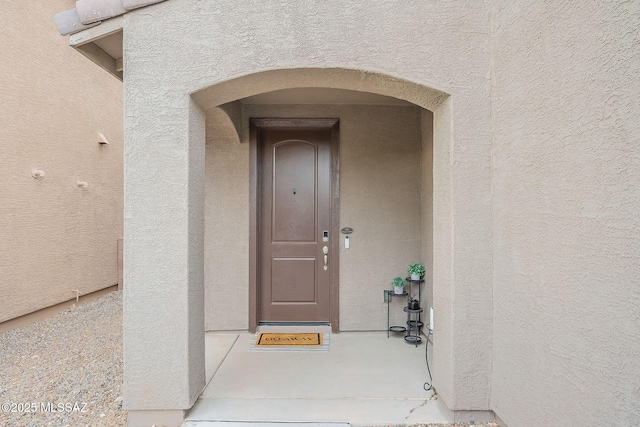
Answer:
[392,276,405,294]
[408,263,425,281]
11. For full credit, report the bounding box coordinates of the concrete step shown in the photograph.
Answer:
[185,397,447,426]
[183,423,348,427]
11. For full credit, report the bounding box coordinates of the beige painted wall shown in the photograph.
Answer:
[204,108,248,330]
[0,1,123,323]
[490,2,640,426]
[122,0,493,414]
[204,103,425,331]
[105,0,638,422]
[421,110,434,316]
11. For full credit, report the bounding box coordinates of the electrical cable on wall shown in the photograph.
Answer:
[423,325,433,391]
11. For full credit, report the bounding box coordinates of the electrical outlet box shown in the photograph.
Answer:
[429,306,434,331]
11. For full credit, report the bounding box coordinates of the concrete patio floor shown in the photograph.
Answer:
[183,327,451,427]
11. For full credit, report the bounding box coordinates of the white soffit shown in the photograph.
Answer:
[69,16,124,80]
[93,31,123,60]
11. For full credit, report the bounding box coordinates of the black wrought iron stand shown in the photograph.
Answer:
[404,277,425,345]
[386,277,424,345]
[386,289,408,337]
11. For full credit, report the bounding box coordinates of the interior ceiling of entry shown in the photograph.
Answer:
[240,88,415,106]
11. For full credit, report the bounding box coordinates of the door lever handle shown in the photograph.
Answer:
[323,246,328,270]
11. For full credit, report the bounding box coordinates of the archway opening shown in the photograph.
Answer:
[199,70,443,331]
[192,70,445,421]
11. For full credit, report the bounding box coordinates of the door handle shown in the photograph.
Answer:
[322,246,328,270]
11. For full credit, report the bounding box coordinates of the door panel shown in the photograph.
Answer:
[272,142,317,242]
[271,258,316,303]
[259,126,332,322]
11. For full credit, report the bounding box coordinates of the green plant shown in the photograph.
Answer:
[407,263,425,277]
[392,276,405,288]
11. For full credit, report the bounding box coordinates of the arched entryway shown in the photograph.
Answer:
[187,69,445,425]
[194,69,445,336]
[124,65,492,426]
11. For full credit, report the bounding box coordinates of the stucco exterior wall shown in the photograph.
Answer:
[490,2,640,426]
[204,109,249,330]
[0,1,123,323]
[123,0,493,413]
[421,110,434,316]
[204,103,424,332]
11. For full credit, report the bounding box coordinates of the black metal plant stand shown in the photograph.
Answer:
[386,289,408,337]
[404,305,423,346]
[386,277,424,345]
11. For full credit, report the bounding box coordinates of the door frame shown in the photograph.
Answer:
[249,118,340,333]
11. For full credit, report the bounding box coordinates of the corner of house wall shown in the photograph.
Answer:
[436,397,498,425]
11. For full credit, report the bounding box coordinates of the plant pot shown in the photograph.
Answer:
[410,273,420,281]
[408,299,420,310]
[394,286,404,295]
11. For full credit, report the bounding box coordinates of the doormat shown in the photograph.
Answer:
[249,332,329,352]
[256,332,322,346]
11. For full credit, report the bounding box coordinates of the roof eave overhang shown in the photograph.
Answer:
[69,16,124,81]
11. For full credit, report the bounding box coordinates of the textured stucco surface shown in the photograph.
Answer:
[204,108,248,330]
[122,83,205,409]
[123,0,493,414]
[421,110,434,320]
[490,2,640,426]
[326,104,422,331]
[0,0,123,323]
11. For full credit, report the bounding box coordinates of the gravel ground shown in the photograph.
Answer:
[0,291,497,427]
[0,291,125,427]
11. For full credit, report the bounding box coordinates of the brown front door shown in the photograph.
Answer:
[256,120,338,323]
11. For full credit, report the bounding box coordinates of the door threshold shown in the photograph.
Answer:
[259,322,330,326]
[256,322,332,334]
